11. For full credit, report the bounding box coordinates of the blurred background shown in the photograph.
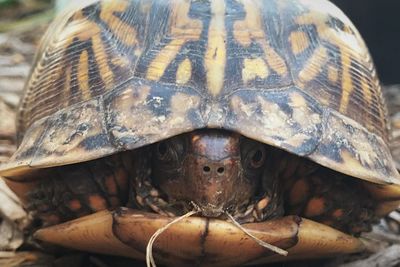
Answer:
[0,0,399,266]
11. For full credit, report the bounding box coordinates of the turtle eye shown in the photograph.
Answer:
[157,142,168,159]
[155,137,185,162]
[240,138,267,171]
[156,141,171,160]
[249,147,266,169]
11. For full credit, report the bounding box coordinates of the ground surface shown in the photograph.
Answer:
[0,2,400,267]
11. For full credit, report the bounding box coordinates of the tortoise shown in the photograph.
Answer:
[1,0,400,266]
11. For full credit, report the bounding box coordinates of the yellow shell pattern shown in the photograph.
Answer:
[0,0,398,193]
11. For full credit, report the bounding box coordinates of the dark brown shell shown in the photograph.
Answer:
[0,0,399,192]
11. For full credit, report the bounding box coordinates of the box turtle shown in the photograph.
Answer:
[1,0,400,266]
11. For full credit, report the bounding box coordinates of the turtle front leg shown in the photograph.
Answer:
[122,149,178,217]
[233,167,284,224]
[27,154,129,226]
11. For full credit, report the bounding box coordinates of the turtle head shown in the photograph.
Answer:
[152,130,274,220]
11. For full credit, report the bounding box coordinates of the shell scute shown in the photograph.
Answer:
[314,111,398,184]
[18,0,145,137]
[31,99,111,165]
[227,88,323,157]
[279,0,388,140]
[104,79,205,150]
[228,0,292,90]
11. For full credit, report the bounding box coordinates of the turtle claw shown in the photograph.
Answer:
[132,180,177,217]
[144,197,170,217]
[384,209,400,234]
[233,204,256,224]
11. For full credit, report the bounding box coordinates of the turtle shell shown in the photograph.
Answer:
[0,0,399,191]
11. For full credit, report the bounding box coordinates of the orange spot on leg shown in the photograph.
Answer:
[305,197,325,217]
[105,176,117,195]
[115,168,128,190]
[89,195,107,211]
[68,199,82,212]
[332,209,344,220]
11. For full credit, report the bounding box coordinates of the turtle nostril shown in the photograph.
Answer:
[217,167,225,174]
[203,166,211,173]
